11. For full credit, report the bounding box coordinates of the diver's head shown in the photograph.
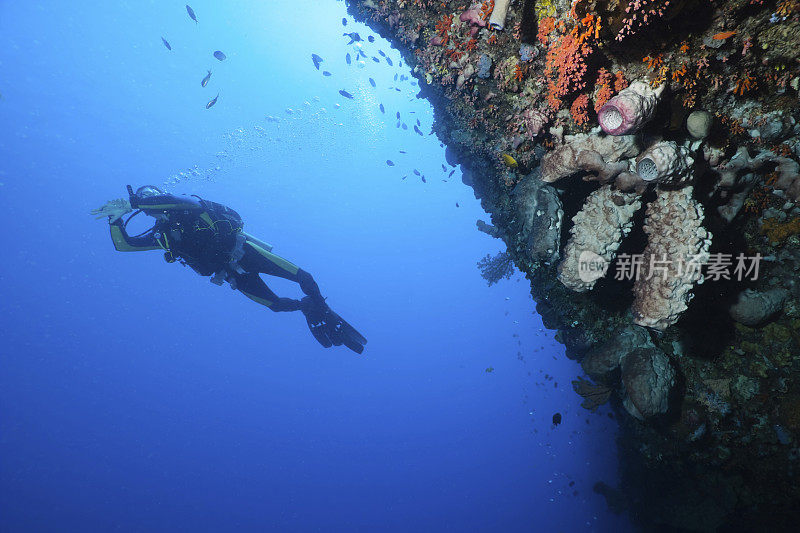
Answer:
[135,185,165,199]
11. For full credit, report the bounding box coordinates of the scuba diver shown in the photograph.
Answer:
[91,185,367,354]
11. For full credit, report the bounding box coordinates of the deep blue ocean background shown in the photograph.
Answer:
[0,2,632,531]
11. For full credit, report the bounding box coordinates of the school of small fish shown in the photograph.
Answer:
[155,7,460,203]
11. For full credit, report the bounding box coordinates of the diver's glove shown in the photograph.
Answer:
[300,296,367,354]
[90,198,132,223]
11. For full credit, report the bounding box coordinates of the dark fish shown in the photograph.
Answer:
[413,125,423,136]
[402,123,407,130]
[399,150,406,154]
[323,71,332,76]
[359,50,367,59]
[379,103,385,113]
[201,70,211,87]
[342,17,347,26]
[441,164,447,171]
[552,413,562,426]
[368,35,375,43]
[413,169,420,176]
[456,202,460,207]
[421,176,427,183]
[396,111,400,119]
[311,53,323,70]
[386,160,395,166]
[449,169,455,177]
[344,32,362,44]
[394,73,398,81]
[161,37,172,50]
[346,53,351,65]
[369,78,376,87]
[396,121,400,128]
[394,87,401,92]
[416,119,421,126]
[186,5,198,23]
[402,175,407,180]
[206,93,219,109]
[371,57,380,63]
[213,50,226,61]
[386,57,393,66]
[378,50,386,57]
[339,89,354,99]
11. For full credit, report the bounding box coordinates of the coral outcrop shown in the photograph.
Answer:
[346,0,800,527]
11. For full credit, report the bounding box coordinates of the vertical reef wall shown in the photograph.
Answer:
[345,0,800,530]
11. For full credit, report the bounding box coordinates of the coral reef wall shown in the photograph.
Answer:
[346,0,800,530]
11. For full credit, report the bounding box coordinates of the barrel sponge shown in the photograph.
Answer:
[632,187,712,330]
[558,185,642,291]
[620,347,675,420]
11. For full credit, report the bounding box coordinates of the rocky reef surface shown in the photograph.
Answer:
[345,0,800,530]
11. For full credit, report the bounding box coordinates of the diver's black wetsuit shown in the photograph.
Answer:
[108,188,366,353]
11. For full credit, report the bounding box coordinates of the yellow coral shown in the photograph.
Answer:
[535,0,556,21]
[761,216,800,244]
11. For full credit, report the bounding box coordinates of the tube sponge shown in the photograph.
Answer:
[558,185,643,291]
[598,81,664,136]
[632,187,712,331]
[489,0,511,30]
[635,141,694,186]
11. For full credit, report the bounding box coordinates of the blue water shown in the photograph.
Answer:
[0,1,632,531]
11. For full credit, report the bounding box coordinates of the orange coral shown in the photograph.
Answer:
[777,0,799,16]
[436,14,453,46]
[538,16,555,45]
[570,94,591,125]
[487,34,498,45]
[593,68,614,112]
[514,63,525,82]
[614,70,628,92]
[643,54,663,70]
[735,71,757,96]
[465,38,477,52]
[679,41,690,54]
[543,10,598,111]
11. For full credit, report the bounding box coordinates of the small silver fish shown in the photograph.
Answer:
[343,32,361,44]
[369,78,376,87]
[339,89,354,99]
[186,5,197,23]
[201,70,211,87]
[386,57,393,66]
[379,103,385,113]
[386,160,395,166]
[346,53,351,65]
[206,93,219,109]
[161,37,172,50]
[311,53,323,70]
[322,71,332,77]
[213,50,226,61]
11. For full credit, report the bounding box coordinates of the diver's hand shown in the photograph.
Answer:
[90,198,132,222]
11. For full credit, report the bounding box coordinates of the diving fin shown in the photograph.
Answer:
[301,298,366,354]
